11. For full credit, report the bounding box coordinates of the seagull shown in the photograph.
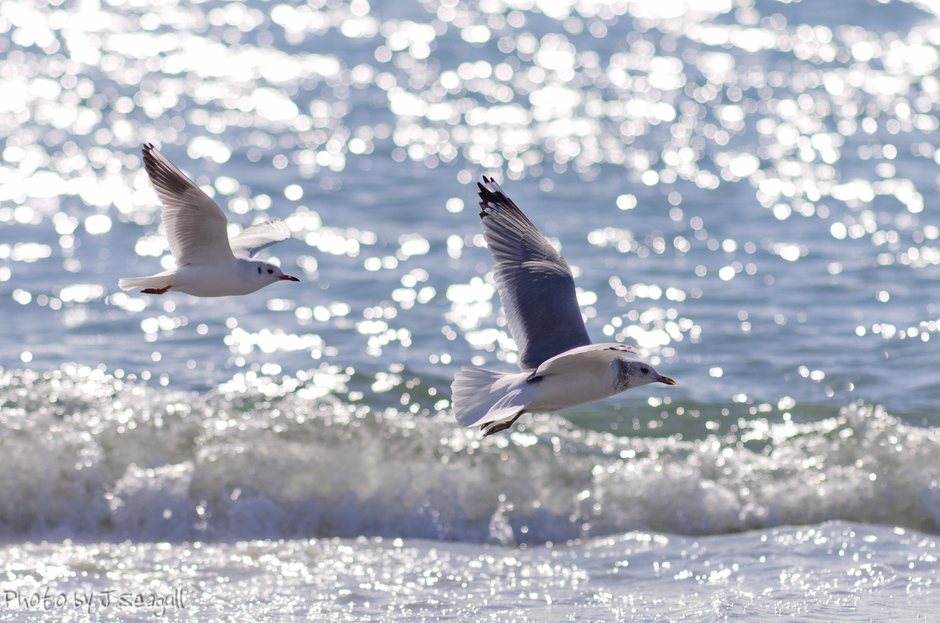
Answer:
[118,143,300,297]
[451,177,676,436]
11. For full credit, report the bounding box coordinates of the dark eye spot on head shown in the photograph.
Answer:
[641,367,649,374]
[257,267,261,274]
[267,269,274,274]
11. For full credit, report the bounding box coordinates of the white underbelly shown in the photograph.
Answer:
[172,264,258,297]
[526,370,617,413]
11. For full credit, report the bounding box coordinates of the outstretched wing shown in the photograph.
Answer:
[230,219,292,259]
[142,143,234,266]
[477,176,592,370]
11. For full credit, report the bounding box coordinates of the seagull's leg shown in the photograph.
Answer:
[483,421,510,436]
[482,411,524,436]
[141,286,172,295]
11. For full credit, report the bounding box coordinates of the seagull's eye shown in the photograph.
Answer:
[641,367,649,374]
[267,269,274,274]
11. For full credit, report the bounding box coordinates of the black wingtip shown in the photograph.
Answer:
[475,176,538,232]
[142,144,159,176]
[477,176,509,216]
[141,142,196,198]
[476,176,494,197]
[142,143,157,168]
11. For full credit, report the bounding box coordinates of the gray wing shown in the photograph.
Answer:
[477,176,592,370]
[142,143,234,266]
[230,219,292,259]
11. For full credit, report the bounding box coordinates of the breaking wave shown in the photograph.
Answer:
[1,365,938,543]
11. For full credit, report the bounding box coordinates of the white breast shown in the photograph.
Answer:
[524,358,619,413]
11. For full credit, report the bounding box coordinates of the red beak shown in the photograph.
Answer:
[280,275,300,282]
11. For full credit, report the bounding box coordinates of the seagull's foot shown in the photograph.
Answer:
[481,412,524,437]
[482,421,512,436]
[141,286,171,295]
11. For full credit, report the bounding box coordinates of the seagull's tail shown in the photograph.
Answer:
[451,367,531,428]
[118,275,171,292]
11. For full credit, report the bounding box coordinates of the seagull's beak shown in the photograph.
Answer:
[280,275,301,282]
[657,375,677,386]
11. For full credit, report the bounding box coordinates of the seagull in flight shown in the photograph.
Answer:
[451,177,676,436]
[119,143,300,297]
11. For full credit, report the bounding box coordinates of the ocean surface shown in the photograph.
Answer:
[2,0,940,619]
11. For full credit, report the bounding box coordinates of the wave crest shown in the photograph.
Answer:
[2,365,939,542]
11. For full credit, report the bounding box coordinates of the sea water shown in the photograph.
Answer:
[2,0,940,619]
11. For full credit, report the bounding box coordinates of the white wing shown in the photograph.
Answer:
[531,343,639,379]
[230,219,292,259]
[477,176,592,370]
[142,143,234,266]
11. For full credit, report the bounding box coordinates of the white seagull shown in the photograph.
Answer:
[119,143,300,297]
[451,177,676,436]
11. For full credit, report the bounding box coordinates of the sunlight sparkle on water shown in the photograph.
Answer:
[2,0,940,404]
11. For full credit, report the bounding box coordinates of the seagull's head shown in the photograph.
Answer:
[613,358,677,391]
[250,261,300,285]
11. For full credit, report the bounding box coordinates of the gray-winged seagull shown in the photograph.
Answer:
[451,177,676,436]
[119,143,300,297]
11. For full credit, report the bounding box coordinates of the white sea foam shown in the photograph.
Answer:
[1,365,938,543]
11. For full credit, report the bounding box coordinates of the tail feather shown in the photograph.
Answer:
[451,367,530,428]
[119,275,171,291]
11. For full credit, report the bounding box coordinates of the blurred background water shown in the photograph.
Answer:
[2,0,940,619]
